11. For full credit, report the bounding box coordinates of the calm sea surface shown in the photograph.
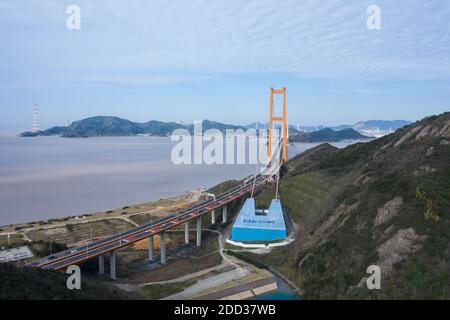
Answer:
[0,136,356,225]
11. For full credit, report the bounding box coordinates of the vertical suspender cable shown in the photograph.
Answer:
[251,115,268,199]
[275,133,282,199]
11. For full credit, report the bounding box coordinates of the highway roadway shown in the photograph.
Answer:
[27,164,276,271]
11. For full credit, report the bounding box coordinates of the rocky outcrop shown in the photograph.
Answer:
[374,197,403,226]
[438,120,450,138]
[301,201,359,251]
[376,228,425,275]
[394,125,423,147]
[394,116,450,148]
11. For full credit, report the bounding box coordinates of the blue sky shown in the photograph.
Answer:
[0,0,449,130]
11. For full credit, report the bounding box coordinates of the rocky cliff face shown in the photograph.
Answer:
[251,112,450,299]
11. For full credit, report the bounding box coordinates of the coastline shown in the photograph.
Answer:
[0,189,205,245]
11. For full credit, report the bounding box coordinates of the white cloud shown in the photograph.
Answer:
[1,0,450,89]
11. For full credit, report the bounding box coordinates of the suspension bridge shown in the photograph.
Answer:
[27,87,289,280]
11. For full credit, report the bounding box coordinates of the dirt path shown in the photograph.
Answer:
[114,228,253,296]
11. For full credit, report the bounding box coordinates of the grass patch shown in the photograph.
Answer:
[139,280,196,300]
[0,234,26,249]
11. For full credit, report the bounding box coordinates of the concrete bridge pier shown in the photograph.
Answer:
[160,232,166,264]
[185,222,189,244]
[99,254,105,275]
[196,217,202,247]
[148,236,154,261]
[211,210,216,224]
[222,204,228,224]
[110,251,116,280]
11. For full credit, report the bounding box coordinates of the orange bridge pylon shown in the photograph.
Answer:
[268,87,288,163]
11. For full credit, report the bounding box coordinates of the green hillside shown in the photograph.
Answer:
[249,112,450,299]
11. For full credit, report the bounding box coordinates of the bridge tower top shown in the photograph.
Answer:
[268,87,288,163]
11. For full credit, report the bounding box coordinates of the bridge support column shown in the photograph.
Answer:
[222,204,228,224]
[110,251,116,280]
[99,254,105,275]
[196,217,202,247]
[211,210,216,224]
[160,232,166,264]
[185,222,189,244]
[148,236,154,261]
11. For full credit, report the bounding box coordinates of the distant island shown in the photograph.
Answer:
[290,128,371,143]
[20,116,410,142]
[20,116,248,138]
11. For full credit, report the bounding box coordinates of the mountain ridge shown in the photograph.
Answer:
[20,116,248,138]
[21,116,409,140]
[290,128,370,142]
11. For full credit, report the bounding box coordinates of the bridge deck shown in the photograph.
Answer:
[27,173,271,270]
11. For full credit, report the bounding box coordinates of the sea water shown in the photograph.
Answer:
[0,135,357,225]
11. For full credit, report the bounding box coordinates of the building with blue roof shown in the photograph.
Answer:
[231,198,287,242]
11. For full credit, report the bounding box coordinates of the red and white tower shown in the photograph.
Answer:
[31,104,41,133]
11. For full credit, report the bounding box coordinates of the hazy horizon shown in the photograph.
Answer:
[1,114,419,133]
[0,115,424,137]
